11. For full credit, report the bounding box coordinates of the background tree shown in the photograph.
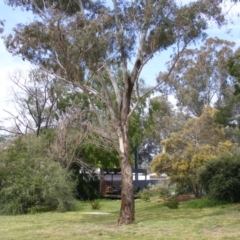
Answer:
[3,0,225,224]
[162,38,236,116]
[1,69,65,136]
[214,47,240,144]
[136,95,189,169]
[151,106,238,197]
[47,109,91,170]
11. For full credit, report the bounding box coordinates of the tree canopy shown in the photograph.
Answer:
[151,106,238,197]
[162,37,236,116]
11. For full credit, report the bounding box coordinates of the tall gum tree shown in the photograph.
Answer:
[3,0,224,224]
[163,37,236,117]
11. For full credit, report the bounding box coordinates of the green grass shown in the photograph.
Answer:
[183,197,227,209]
[1,198,240,240]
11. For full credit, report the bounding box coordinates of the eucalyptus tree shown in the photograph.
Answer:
[215,48,240,125]
[214,47,240,144]
[3,0,224,224]
[137,96,189,168]
[163,38,236,116]
[148,95,189,143]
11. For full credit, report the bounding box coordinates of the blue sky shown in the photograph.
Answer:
[1,1,240,127]
[0,2,33,121]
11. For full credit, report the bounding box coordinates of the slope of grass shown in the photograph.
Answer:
[1,198,240,240]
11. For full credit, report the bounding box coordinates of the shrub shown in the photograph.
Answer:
[138,182,170,201]
[140,193,150,202]
[88,199,103,210]
[198,154,240,203]
[0,135,76,215]
[163,196,179,209]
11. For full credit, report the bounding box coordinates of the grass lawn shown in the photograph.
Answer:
[1,198,240,240]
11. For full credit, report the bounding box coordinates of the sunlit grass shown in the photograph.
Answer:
[1,198,240,240]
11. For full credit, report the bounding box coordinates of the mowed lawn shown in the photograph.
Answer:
[1,199,240,240]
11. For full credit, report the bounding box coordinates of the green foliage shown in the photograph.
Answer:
[140,96,188,168]
[88,199,103,210]
[198,154,240,203]
[71,166,100,201]
[139,193,151,202]
[139,182,170,201]
[183,197,226,209]
[214,49,240,129]
[152,106,238,198]
[163,196,179,209]
[228,53,240,90]
[165,38,235,117]
[151,153,171,173]
[77,143,119,168]
[148,96,187,141]
[0,135,76,215]
[214,48,240,142]
[215,97,240,128]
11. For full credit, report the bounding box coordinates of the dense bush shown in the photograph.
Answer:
[138,182,169,201]
[70,164,100,200]
[0,135,76,215]
[163,196,179,209]
[198,154,240,203]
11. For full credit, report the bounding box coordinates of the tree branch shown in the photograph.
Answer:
[104,65,121,107]
[112,0,128,83]
[76,0,86,18]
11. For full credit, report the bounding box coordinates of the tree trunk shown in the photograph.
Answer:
[193,184,203,199]
[118,128,135,225]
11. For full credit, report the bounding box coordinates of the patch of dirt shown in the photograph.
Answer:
[232,204,240,211]
[158,194,196,203]
[177,194,196,202]
[203,226,223,234]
